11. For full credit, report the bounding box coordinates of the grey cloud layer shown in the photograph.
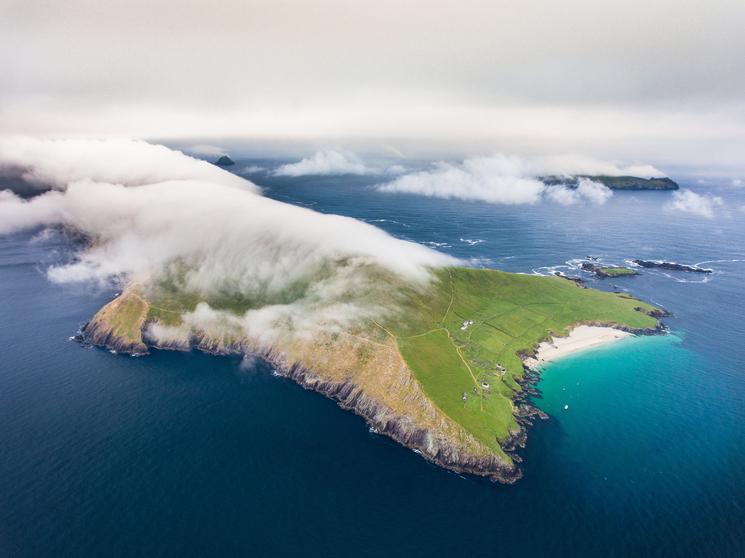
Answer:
[2,0,745,167]
[4,0,744,106]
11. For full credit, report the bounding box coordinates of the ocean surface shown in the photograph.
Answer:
[2,163,745,557]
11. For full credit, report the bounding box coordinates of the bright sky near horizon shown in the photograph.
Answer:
[2,0,745,168]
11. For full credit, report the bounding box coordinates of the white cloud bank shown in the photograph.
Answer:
[378,156,546,205]
[664,189,723,219]
[0,138,454,344]
[0,137,251,192]
[274,149,370,176]
[545,178,614,206]
[526,155,665,178]
[376,154,631,206]
[182,144,227,158]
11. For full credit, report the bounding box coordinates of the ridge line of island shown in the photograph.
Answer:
[539,175,679,190]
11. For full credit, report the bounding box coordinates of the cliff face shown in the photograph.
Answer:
[83,290,521,482]
[256,347,520,482]
[83,289,149,355]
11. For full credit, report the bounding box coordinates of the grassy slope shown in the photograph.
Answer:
[382,268,658,452]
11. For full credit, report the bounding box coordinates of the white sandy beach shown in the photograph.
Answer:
[524,325,632,369]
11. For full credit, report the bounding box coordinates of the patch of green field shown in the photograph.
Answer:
[384,267,659,450]
[398,329,514,461]
[598,266,637,277]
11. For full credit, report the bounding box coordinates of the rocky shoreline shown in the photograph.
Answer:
[80,316,148,356]
[273,356,522,483]
[81,319,523,483]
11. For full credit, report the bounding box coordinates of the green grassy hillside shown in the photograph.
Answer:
[380,268,659,452]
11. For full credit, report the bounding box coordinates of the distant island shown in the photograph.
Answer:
[581,262,638,278]
[632,259,712,273]
[577,257,714,279]
[81,267,666,483]
[541,175,679,190]
[213,155,235,167]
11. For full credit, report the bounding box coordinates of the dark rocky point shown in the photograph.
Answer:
[632,259,713,273]
[213,155,235,167]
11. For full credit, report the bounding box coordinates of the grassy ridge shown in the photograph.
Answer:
[384,268,659,453]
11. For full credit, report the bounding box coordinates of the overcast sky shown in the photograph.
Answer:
[2,0,745,168]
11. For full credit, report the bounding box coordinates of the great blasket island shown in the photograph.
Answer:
[81,266,666,483]
[541,175,679,190]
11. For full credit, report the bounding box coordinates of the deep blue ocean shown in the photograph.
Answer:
[2,162,745,557]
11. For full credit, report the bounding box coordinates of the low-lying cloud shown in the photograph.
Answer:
[378,155,546,205]
[545,178,614,206]
[664,189,723,219]
[526,155,665,178]
[377,154,625,206]
[274,149,370,176]
[0,138,454,344]
[182,144,228,158]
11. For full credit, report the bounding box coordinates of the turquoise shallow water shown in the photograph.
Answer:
[527,332,745,555]
[537,334,729,509]
[1,165,745,556]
